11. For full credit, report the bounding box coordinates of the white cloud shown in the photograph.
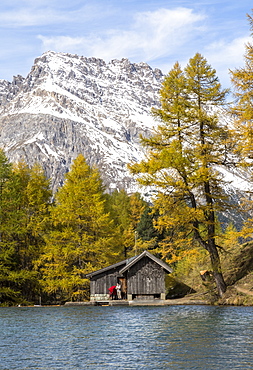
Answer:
[204,36,251,87]
[37,7,206,62]
[206,36,250,69]
[0,2,100,27]
[38,35,89,52]
[0,8,68,27]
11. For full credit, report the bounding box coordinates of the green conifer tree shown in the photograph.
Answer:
[105,190,147,257]
[135,206,164,252]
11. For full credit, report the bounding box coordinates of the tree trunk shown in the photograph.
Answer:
[212,269,227,297]
[208,244,227,297]
[204,179,227,297]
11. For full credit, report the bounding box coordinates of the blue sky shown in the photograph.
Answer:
[0,0,252,88]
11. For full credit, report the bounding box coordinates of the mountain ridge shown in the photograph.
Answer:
[0,51,163,192]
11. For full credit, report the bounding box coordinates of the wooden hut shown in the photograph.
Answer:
[86,250,172,301]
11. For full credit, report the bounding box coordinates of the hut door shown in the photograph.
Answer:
[119,277,127,299]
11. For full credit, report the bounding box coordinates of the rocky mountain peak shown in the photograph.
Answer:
[0,51,164,193]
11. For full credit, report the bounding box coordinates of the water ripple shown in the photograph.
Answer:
[0,305,253,369]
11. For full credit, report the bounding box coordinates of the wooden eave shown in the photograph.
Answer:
[119,250,173,274]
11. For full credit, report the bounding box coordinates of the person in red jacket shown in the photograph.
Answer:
[108,285,116,300]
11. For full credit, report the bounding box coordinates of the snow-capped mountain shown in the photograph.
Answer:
[0,51,163,192]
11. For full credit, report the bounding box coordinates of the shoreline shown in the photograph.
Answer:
[64,297,210,306]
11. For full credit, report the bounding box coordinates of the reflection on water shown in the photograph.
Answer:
[1,305,253,369]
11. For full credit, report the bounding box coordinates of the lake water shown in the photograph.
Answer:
[1,305,253,369]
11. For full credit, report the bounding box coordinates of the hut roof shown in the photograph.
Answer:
[86,250,172,278]
[85,256,135,278]
[119,250,173,274]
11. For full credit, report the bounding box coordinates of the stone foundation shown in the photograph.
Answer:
[90,294,109,301]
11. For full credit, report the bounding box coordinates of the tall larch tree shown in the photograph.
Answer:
[230,12,253,161]
[130,54,231,297]
[230,11,253,238]
[0,156,52,305]
[13,161,52,270]
[39,154,117,303]
[0,150,20,304]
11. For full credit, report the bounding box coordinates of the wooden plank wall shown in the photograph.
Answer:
[127,256,165,295]
[90,268,121,295]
